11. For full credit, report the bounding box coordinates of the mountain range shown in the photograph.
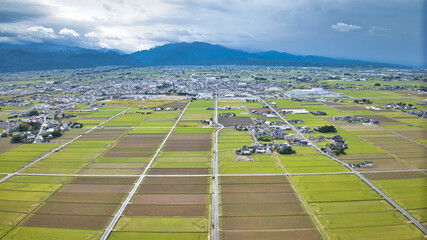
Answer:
[0,41,396,72]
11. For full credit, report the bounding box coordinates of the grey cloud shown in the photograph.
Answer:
[0,1,50,23]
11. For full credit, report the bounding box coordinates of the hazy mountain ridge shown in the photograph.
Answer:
[0,42,396,72]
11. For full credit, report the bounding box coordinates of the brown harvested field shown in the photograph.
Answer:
[23,213,110,229]
[79,129,126,140]
[321,116,354,126]
[107,147,156,153]
[49,192,125,203]
[118,134,166,143]
[61,184,132,193]
[0,139,20,153]
[220,184,293,193]
[163,143,212,152]
[113,143,160,148]
[132,194,208,204]
[156,156,211,162]
[220,176,288,184]
[221,229,321,240]
[143,177,209,185]
[148,168,210,175]
[37,202,118,216]
[103,152,152,157]
[126,204,208,216]
[169,133,212,139]
[339,153,395,160]
[81,168,143,175]
[340,125,384,132]
[221,203,306,217]
[138,184,208,194]
[163,133,212,151]
[218,117,253,127]
[221,216,313,230]
[221,192,299,204]
[392,129,427,140]
[71,177,136,185]
[360,115,405,125]
[395,90,427,98]
[363,171,427,180]
[404,158,427,169]
[85,162,147,169]
[345,159,411,171]
[162,101,189,109]
[330,105,363,111]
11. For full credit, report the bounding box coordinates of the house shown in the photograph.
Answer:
[359,161,374,168]
[236,145,252,155]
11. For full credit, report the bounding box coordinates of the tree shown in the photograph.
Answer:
[51,130,62,138]
[11,135,24,143]
[374,83,381,86]
[316,125,337,133]
[257,135,272,142]
[29,122,41,131]
[278,146,295,154]
[18,123,30,132]
[28,110,39,116]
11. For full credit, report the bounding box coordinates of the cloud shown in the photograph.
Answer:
[59,28,80,37]
[0,0,423,65]
[27,26,56,39]
[331,22,362,32]
[0,1,49,23]
[368,26,388,34]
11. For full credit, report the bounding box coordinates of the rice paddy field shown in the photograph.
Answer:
[0,96,426,240]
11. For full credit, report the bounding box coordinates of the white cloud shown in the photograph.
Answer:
[26,25,56,38]
[368,26,388,34]
[59,28,80,37]
[331,22,362,32]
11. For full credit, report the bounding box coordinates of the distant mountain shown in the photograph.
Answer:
[0,43,139,72]
[0,41,397,72]
[131,42,382,67]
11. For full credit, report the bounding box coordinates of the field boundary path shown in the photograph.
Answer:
[0,108,130,184]
[99,101,191,240]
[260,98,427,235]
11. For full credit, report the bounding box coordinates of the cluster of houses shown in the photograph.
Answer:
[406,110,427,119]
[351,161,374,168]
[288,119,304,124]
[236,141,293,155]
[321,135,349,156]
[296,126,314,134]
[332,116,379,124]
[253,118,284,126]
[247,125,292,140]
[383,102,416,110]
[250,109,277,118]
[218,112,236,117]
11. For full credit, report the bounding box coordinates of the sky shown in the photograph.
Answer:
[0,0,425,66]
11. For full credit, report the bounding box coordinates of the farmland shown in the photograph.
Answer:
[0,66,426,240]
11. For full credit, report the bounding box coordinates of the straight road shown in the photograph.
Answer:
[211,94,223,240]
